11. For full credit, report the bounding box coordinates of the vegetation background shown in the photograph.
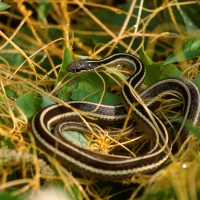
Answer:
[0,0,200,199]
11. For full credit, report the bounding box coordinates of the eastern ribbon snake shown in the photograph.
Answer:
[32,53,200,180]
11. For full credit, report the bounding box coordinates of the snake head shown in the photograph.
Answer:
[67,59,96,73]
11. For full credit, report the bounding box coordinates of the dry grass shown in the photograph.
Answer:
[0,0,200,199]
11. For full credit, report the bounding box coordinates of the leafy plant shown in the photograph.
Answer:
[0,1,200,200]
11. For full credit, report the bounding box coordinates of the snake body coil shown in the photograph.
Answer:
[32,53,200,180]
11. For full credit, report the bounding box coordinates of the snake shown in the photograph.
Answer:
[32,53,200,180]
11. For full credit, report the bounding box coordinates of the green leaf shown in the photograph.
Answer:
[177,0,200,29]
[183,120,200,140]
[5,87,19,99]
[0,44,25,68]
[39,0,47,3]
[0,193,19,200]
[37,3,52,21]
[159,63,184,78]
[61,130,88,148]
[140,47,154,66]
[144,187,176,200]
[1,137,15,149]
[0,2,11,11]
[56,47,74,83]
[15,92,42,119]
[56,76,80,101]
[55,48,76,101]
[175,116,200,140]
[140,48,183,85]
[164,30,200,65]
[193,73,200,90]
[70,72,121,105]
[55,47,78,101]
[42,96,54,107]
